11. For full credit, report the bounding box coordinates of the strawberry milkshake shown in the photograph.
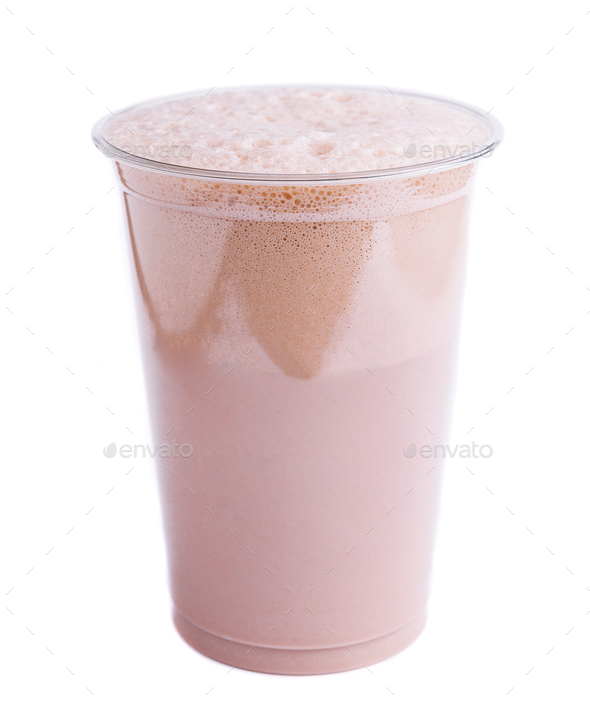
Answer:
[93,86,502,673]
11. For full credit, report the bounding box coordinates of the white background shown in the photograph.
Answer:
[1,1,589,705]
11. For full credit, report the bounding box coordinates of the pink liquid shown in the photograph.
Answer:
[102,87,488,673]
[152,343,457,673]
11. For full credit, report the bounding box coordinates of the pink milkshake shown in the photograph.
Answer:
[92,86,502,674]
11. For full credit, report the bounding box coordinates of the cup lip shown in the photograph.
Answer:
[92,83,504,185]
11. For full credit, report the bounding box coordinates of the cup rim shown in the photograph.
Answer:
[92,83,504,185]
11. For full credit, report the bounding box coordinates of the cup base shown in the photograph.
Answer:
[172,607,427,675]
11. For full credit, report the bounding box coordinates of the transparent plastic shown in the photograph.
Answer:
[93,85,502,674]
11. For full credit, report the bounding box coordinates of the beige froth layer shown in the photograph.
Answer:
[119,165,475,378]
[104,88,489,173]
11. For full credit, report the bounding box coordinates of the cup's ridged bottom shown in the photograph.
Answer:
[173,607,427,675]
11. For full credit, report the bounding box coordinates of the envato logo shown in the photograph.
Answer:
[119,143,194,160]
[402,141,491,160]
[103,442,193,459]
[402,442,493,459]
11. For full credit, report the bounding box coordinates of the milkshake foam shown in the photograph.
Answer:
[103,87,489,173]
[102,87,489,379]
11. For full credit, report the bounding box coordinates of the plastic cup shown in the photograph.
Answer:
[92,85,502,674]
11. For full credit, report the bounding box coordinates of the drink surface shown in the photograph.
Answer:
[103,87,489,173]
